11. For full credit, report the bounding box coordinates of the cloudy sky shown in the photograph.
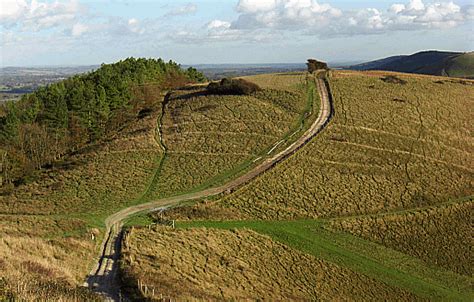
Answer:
[1,0,473,66]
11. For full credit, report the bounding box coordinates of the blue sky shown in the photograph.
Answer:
[1,0,473,66]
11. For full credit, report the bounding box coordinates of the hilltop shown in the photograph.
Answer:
[350,50,474,78]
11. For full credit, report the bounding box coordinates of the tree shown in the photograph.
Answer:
[307,59,329,73]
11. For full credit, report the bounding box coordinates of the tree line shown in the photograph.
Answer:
[0,57,206,189]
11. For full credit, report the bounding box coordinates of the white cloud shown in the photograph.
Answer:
[237,0,277,13]
[1,0,84,31]
[228,0,472,38]
[166,3,197,16]
[207,20,231,30]
[71,22,87,36]
[232,0,341,30]
[0,0,28,22]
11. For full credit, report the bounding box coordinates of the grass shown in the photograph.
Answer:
[175,219,473,301]
[144,76,313,198]
[120,226,421,301]
[0,73,317,299]
[0,99,165,299]
[196,70,474,220]
[447,52,474,78]
[330,197,473,276]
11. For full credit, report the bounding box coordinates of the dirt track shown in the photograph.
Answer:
[85,73,334,301]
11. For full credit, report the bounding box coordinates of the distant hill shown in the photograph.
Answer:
[349,51,474,78]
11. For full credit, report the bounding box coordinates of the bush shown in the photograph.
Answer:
[207,78,261,95]
[381,75,407,85]
[307,59,329,73]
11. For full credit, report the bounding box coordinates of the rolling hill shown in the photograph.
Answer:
[1,62,472,301]
[350,51,474,78]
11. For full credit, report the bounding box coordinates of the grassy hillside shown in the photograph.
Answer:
[0,68,314,299]
[0,58,205,300]
[446,52,474,78]
[148,79,309,197]
[0,103,163,300]
[350,51,474,78]
[330,198,473,276]
[176,70,473,220]
[120,226,422,301]
[134,70,473,300]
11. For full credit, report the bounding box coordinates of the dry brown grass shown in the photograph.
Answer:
[120,227,422,301]
[151,83,308,197]
[190,70,474,220]
[0,229,100,301]
[0,104,163,216]
[329,199,474,276]
[0,102,164,299]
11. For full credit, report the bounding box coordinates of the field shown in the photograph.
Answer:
[175,70,473,220]
[2,69,473,300]
[120,226,422,301]
[0,72,316,299]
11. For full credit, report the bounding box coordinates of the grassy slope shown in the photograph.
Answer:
[446,52,474,78]
[0,74,315,299]
[139,71,474,300]
[330,197,473,276]
[204,70,473,219]
[176,220,472,301]
[121,226,422,301]
[0,103,165,299]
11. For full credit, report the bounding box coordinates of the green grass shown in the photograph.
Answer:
[447,52,474,78]
[177,219,473,301]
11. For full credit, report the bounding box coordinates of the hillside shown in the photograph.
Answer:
[350,51,474,78]
[131,71,473,301]
[0,63,315,300]
[121,226,421,301]
[1,68,473,301]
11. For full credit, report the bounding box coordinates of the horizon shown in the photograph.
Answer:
[2,0,473,67]
[2,49,472,69]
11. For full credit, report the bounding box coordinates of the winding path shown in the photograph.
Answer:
[85,73,334,301]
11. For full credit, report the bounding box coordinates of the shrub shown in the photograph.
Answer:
[207,78,261,95]
[307,59,329,73]
[381,75,407,84]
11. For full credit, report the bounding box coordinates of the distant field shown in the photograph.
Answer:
[121,226,422,301]
[180,70,474,220]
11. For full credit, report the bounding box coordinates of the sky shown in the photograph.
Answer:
[1,0,473,66]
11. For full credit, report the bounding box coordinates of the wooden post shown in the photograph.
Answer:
[172,220,175,228]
